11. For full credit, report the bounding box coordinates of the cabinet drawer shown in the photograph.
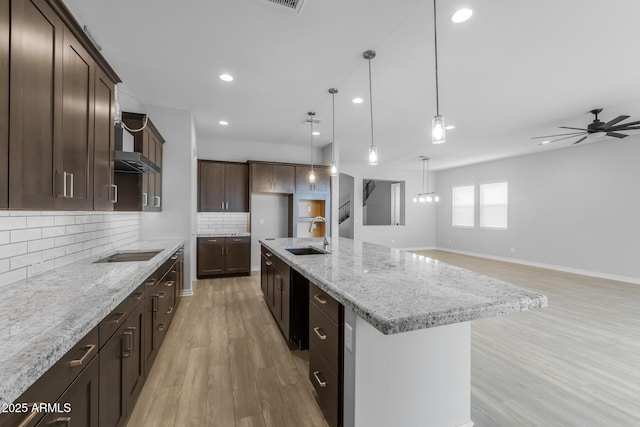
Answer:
[225,236,250,245]
[0,327,99,427]
[309,347,340,427]
[309,300,340,371]
[309,282,340,323]
[99,283,145,348]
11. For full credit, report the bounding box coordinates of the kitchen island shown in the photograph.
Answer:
[260,237,547,427]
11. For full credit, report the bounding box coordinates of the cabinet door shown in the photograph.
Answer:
[124,302,145,412]
[99,323,127,427]
[0,0,8,208]
[272,164,295,193]
[94,67,115,211]
[37,357,100,427]
[59,27,95,210]
[197,238,225,277]
[225,238,250,273]
[143,281,159,377]
[198,160,225,212]
[9,0,63,210]
[153,135,162,210]
[273,266,283,325]
[143,128,154,211]
[250,163,274,193]
[260,254,269,296]
[225,163,249,212]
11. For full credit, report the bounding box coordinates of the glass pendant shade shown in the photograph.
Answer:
[432,115,446,144]
[434,195,440,202]
[426,195,433,203]
[368,145,379,165]
[419,195,426,203]
[308,168,316,183]
[330,161,338,177]
[413,196,418,203]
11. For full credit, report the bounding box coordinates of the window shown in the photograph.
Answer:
[452,185,474,227]
[480,181,508,229]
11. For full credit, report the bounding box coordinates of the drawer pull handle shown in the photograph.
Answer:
[110,312,126,324]
[152,294,159,312]
[313,327,327,340]
[47,417,71,426]
[17,406,41,427]
[313,294,327,305]
[166,281,174,287]
[208,239,218,243]
[132,292,144,301]
[265,261,272,266]
[167,307,174,314]
[158,292,166,298]
[232,238,242,242]
[313,371,327,388]
[171,255,178,260]
[68,344,96,368]
[158,323,166,332]
[265,252,272,257]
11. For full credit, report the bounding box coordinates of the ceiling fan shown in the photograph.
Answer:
[532,108,640,145]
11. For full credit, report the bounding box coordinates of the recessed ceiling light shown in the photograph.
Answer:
[219,73,234,82]
[352,97,364,104]
[312,131,320,136]
[541,140,551,145]
[445,125,455,130]
[219,120,229,126]
[451,8,473,23]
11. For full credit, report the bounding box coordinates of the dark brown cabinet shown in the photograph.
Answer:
[0,0,8,209]
[115,113,164,212]
[93,66,116,211]
[296,165,331,193]
[198,160,249,212]
[309,282,344,427]
[197,236,250,278]
[6,0,119,211]
[260,246,291,339]
[250,162,295,194]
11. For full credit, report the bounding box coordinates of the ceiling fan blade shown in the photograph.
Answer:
[572,136,588,144]
[601,115,630,129]
[531,131,586,139]
[608,120,640,129]
[559,126,588,131]
[540,133,588,144]
[606,131,628,138]
[612,126,640,130]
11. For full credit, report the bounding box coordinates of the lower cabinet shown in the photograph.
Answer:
[197,236,250,278]
[0,248,184,427]
[260,246,290,339]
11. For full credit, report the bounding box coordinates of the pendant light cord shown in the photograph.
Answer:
[368,58,375,147]
[309,114,314,170]
[423,159,427,193]
[433,0,440,116]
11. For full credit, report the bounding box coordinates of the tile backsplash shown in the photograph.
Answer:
[0,211,140,287]
[197,212,249,235]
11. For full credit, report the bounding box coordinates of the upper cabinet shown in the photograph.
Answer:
[114,112,164,212]
[250,162,295,194]
[295,165,330,193]
[93,67,116,211]
[5,0,120,211]
[0,0,8,208]
[198,160,249,212]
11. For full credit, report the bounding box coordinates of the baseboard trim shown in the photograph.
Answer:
[398,246,437,251]
[457,422,474,427]
[432,247,640,285]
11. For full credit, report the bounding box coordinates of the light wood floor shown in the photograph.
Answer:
[128,252,640,427]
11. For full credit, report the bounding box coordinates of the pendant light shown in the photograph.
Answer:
[329,88,338,176]
[307,112,317,183]
[413,156,439,203]
[431,0,446,144]
[363,50,378,165]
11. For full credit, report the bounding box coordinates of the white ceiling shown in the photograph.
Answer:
[63,0,640,170]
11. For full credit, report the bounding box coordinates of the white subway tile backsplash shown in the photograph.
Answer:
[197,212,249,235]
[0,211,140,287]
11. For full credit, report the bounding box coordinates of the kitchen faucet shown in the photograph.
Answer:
[309,216,329,249]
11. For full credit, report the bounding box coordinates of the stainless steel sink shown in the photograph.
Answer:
[95,250,162,263]
[285,247,330,256]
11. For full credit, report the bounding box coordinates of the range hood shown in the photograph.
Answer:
[114,123,160,174]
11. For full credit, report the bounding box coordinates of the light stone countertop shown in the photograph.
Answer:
[0,239,184,408]
[197,232,251,237]
[260,237,548,335]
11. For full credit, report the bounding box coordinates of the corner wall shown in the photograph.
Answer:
[434,136,640,281]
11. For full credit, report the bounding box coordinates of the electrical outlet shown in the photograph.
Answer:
[510,248,515,253]
[259,218,265,225]
[307,206,311,213]
[345,323,353,352]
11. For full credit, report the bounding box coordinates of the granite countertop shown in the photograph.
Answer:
[197,232,251,237]
[0,239,184,408]
[260,237,548,335]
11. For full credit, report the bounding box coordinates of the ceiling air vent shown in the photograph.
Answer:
[252,0,307,15]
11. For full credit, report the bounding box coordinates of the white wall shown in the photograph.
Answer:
[197,137,324,164]
[139,105,196,291]
[339,173,354,239]
[341,163,436,249]
[250,194,290,270]
[435,136,640,281]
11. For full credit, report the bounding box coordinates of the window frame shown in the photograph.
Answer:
[452,184,475,228]
[479,180,508,230]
